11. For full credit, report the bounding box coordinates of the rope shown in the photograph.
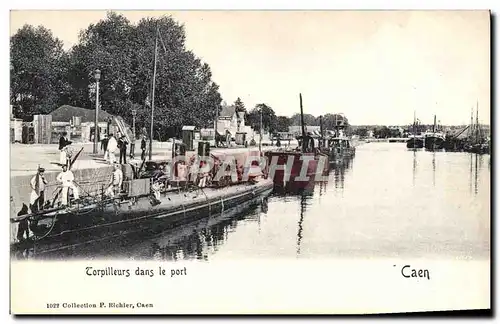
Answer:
[32,212,59,241]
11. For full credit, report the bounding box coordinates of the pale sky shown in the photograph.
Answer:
[10,10,490,125]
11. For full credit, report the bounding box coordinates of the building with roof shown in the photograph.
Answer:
[49,105,114,123]
[216,104,253,139]
[47,105,132,144]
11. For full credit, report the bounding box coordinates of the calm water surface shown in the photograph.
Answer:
[53,142,491,261]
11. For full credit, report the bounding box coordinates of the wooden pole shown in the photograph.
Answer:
[300,93,306,152]
[413,110,416,137]
[149,23,159,161]
[476,100,479,143]
[215,104,219,148]
[259,107,263,153]
[319,115,323,148]
[93,77,100,154]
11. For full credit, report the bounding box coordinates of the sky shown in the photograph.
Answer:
[10,10,491,125]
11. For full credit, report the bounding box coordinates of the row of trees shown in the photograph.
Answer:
[10,12,223,138]
[10,11,350,139]
[231,97,349,134]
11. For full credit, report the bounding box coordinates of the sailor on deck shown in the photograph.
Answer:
[56,164,79,206]
[151,164,168,204]
[105,164,123,198]
[30,167,48,213]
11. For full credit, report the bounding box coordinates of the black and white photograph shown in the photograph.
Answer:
[8,9,491,315]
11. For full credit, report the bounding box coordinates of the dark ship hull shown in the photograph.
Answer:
[264,151,329,187]
[406,137,424,149]
[11,179,274,258]
[424,135,445,151]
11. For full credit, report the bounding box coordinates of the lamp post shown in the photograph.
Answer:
[259,108,263,153]
[131,109,136,159]
[93,69,101,154]
[107,117,112,135]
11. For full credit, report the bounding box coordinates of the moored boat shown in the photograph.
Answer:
[424,132,445,150]
[326,135,356,163]
[463,102,489,155]
[265,94,329,186]
[11,147,274,257]
[424,115,445,151]
[11,175,274,257]
[406,136,424,149]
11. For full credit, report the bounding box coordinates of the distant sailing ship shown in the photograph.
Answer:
[464,101,489,154]
[406,111,424,149]
[424,115,445,151]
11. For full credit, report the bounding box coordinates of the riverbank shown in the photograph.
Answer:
[363,138,408,143]
[9,141,285,243]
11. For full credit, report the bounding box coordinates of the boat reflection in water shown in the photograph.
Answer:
[272,156,353,256]
[108,194,270,261]
[331,156,353,190]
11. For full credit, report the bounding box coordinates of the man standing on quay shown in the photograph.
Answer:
[29,167,48,213]
[107,134,118,164]
[141,135,147,160]
[58,132,71,166]
[119,134,128,164]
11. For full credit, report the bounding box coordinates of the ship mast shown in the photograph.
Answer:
[149,23,159,161]
[476,100,479,143]
[470,106,474,140]
[300,93,306,152]
[413,110,416,137]
[319,115,324,148]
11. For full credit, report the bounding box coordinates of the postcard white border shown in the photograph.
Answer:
[2,0,497,322]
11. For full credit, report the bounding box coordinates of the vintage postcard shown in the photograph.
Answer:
[9,9,491,315]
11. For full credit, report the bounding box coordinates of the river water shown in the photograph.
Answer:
[42,142,491,261]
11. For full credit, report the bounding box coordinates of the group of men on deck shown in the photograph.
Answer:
[29,164,80,214]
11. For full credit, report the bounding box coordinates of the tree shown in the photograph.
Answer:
[275,116,291,132]
[353,127,368,138]
[10,12,224,138]
[67,12,139,124]
[234,97,246,113]
[10,24,67,120]
[246,103,278,133]
[66,12,222,139]
[290,113,317,126]
[373,126,391,138]
[321,113,349,130]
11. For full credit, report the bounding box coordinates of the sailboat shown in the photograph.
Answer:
[264,93,329,187]
[406,111,424,149]
[464,101,489,154]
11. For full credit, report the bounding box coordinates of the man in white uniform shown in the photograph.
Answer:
[56,165,79,206]
[107,134,118,164]
[105,164,123,198]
